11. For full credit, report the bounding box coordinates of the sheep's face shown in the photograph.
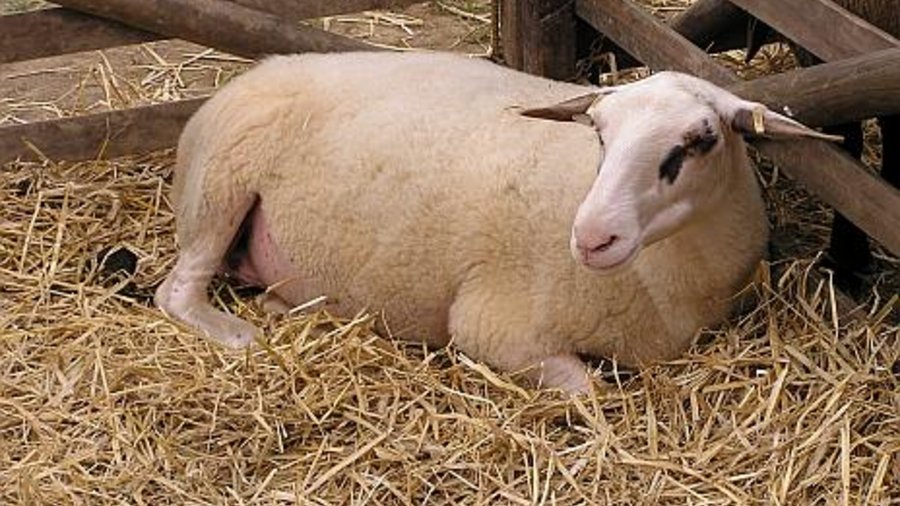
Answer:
[521,72,840,272]
[572,81,732,270]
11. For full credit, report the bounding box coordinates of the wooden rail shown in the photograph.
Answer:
[1,1,425,66]
[50,0,375,59]
[0,99,205,163]
[727,0,899,61]
[230,0,424,21]
[576,0,900,256]
[729,48,900,127]
[0,8,162,64]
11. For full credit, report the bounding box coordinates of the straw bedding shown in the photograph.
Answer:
[1,1,898,504]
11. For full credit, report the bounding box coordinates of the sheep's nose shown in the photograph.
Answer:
[575,233,619,253]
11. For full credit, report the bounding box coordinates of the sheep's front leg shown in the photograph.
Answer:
[156,194,261,348]
[535,354,592,394]
[448,290,592,395]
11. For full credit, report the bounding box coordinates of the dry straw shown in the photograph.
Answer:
[1,1,898,504]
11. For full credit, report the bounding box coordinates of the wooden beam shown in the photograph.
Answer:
[0,0,426,65]
[229,0,424,20]
[576,0,900,256]
[0,7,163,65]
[731,48,900,127]
[51,0,376,60]
[501,0,578,79]
[0,98,205,164]
[727,0,899,61]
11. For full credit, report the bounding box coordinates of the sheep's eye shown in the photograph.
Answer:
[658,120,720,184]
[659,145,686,184]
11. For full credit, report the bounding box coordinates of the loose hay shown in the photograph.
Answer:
[1,1,899,504]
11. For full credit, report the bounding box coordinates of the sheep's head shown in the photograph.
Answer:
[521,71,839,271]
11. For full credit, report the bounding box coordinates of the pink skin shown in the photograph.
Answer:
[228,205,294,289]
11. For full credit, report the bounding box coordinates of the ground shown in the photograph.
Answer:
[0,1,898,505]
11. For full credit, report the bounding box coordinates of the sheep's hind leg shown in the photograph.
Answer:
[156,195,261,348]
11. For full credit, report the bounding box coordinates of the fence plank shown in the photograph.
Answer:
[731,48,900,127]
[0,98,205,164]
[0,8,162,64]
[727,0,899,61]
[230,0,423,20]
[51,0,376,60]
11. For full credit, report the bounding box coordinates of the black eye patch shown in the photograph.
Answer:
[659,145,686,184]
[658,120,719,184]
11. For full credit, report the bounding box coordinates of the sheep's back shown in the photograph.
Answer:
[238,52,602,341]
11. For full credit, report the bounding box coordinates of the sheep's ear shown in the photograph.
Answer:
[729,102,843,142]
[520,92,601,122]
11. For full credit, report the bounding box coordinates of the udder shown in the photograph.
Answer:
[225,201,297,290]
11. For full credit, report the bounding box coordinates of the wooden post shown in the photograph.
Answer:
[500,0,578,79]
[576,0,900,256]
[51,0,375,60]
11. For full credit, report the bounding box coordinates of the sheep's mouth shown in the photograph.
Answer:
[579,242,640,272]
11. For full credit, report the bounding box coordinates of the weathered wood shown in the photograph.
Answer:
[575,0,900,256]
[501,0,578,79]
[229,0,423,20]
[51,0,376,60]
[730,48,900,127]
[0,7,163,65]
[0,0,428,65]
[0,98,205,164]
[728,0,899,61]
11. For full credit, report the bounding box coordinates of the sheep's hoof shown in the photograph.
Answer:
[196,311,260,348]
[156,280,260,349]
[257,292,292,315]
[536,354,592,395]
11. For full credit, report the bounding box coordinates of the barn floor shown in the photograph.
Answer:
[1,1,898,504]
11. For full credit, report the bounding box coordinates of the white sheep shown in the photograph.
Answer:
[155,51,836,393]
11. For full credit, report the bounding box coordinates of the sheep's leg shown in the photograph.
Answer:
[824,121,871,292]
[257,292,292,315]
[448,291,592,394]
[156,195,261,348]
[880,115,899,188]
[533,354,592,394]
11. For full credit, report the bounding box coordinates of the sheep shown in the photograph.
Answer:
[155,51,836,393]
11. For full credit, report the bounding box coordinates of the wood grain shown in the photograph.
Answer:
[0,8,162,64]
[51,0,376,60]
[727,0,899,61]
